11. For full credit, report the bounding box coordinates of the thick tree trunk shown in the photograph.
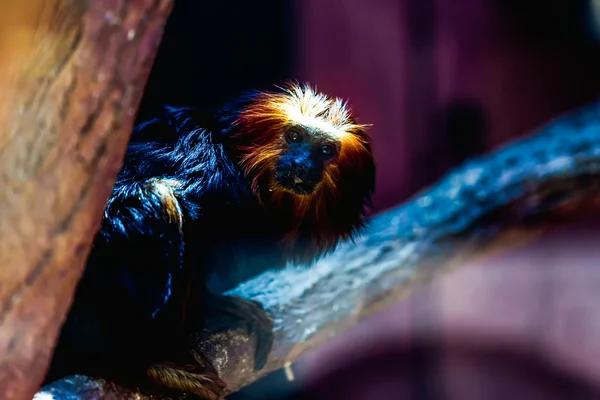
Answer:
[37,99,600,399]
[0,1,173,399]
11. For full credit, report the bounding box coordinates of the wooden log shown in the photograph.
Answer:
[0,1,173,399]
[36,99,600,399]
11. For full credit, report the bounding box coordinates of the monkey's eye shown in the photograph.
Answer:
[321,144,335,157]
[286,129,302,143]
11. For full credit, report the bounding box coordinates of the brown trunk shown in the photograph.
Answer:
[0,1,173,399]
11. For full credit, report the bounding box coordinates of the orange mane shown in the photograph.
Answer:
[228,83,375,259]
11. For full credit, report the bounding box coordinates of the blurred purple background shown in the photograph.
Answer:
[296,0,600,212]
[138,0,600,398]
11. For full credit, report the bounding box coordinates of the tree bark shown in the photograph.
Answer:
[37,99,600,399]
[0,1,173,399]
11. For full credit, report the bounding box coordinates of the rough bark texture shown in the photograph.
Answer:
[0,1,173,399]
[36,99,600,399]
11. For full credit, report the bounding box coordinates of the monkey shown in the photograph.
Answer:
[46,82,376,399]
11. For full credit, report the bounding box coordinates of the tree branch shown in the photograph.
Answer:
[37,100,600,399]
[0,1,173,399]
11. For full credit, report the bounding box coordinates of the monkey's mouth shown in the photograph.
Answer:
[275,174,316,195]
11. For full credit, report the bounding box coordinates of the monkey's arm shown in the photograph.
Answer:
[97,178,187,320]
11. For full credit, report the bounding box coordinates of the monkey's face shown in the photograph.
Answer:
[231,83,375,214]
[274,127,338,195]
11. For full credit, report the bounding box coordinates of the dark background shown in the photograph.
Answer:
[136,0,600,398]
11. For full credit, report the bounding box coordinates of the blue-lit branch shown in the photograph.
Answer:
[38,100,600,399]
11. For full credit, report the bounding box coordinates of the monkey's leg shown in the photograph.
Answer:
[48,178,188,384]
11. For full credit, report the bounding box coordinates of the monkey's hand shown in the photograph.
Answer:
[202,292,275,371]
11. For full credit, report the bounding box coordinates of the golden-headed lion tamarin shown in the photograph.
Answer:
[47,82,376,399]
